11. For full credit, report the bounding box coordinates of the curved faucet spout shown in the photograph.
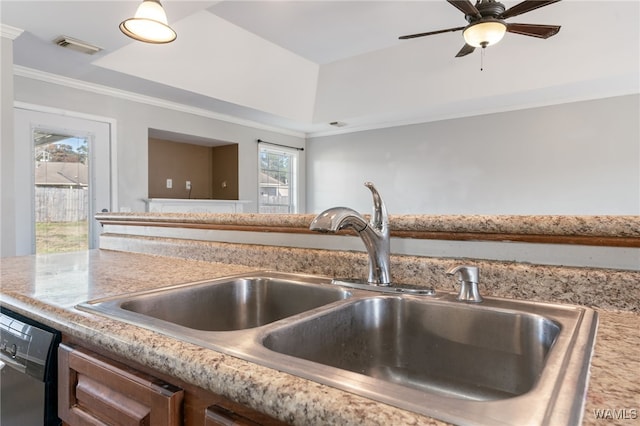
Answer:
[309,182,391,286]
[309,207,368,233]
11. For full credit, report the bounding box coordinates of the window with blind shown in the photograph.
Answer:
[258,145,298,213]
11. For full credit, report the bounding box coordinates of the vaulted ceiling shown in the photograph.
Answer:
[2,1,638,136]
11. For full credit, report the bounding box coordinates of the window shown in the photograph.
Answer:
[258,145,298,213]
[34,131,89,254]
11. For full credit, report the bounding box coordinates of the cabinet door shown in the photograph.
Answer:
[183,386,286,426]
[58,344,183,426]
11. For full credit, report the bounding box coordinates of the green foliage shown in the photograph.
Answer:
[259,150,291,183]
[36,137,88,164]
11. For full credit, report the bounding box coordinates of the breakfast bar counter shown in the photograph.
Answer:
[1,250,638,425]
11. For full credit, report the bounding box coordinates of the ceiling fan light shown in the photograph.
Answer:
[120,0,176,44]
[463,20,507,48]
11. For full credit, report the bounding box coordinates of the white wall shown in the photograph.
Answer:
[12,75,306,214]
[307,95,640,215]
[1,36,16,257]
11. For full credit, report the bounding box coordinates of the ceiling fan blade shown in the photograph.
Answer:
[501,0,561,19]
[447,0,482,18]
[455,44,476,57]
[399,26,465,40]
[506,23,561,39]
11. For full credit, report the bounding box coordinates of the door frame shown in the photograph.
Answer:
[14,102,118,254]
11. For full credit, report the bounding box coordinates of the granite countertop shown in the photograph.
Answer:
[1,250,638,425]
[96,212,640,241]
[95,213,640,236]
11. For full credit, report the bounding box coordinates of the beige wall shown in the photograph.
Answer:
[148,138,239,199]
[148,138,213,199]
[211,144,239,200]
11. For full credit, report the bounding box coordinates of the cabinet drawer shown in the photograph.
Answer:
[205,404,261,426]
[58,344,183,426]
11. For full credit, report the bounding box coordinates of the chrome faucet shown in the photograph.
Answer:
[310,182,391,286]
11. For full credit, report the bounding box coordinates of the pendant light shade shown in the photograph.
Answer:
[463,20,507,48]
[120,0,176,44]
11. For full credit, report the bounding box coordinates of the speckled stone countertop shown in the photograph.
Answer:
[1,250,638,425]
[101,234,640,311]
[96,212,640,239]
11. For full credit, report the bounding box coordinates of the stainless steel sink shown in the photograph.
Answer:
[84,272,351,331]
[262,296,559,401]
[78,271,598,426]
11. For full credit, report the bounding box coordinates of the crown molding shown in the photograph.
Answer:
[1,24,24,40]
[13,65,305,138]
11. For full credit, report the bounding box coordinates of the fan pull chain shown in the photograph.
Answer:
[480,47,485,71]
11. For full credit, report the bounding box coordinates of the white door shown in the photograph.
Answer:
[14,108,112,255]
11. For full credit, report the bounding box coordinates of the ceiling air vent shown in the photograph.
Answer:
[54,36,102,55]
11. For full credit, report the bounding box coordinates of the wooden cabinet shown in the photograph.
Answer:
[58,344,183,426]
[58,341,287,426]
[183,386,284,426]
[204,405,261,426]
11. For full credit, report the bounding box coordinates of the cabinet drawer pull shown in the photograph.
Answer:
[205,404,261,426]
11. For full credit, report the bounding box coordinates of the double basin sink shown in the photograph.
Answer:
[78,271,598,425]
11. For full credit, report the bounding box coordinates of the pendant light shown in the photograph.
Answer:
[120,0,177,44]
[463,19,507,48]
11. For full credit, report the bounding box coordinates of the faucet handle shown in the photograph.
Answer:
[446,265,483,303]
[364,182,388,231]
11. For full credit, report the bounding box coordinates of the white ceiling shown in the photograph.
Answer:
[2,1,638,136]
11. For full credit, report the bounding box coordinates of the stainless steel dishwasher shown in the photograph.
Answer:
[1,307,61,426]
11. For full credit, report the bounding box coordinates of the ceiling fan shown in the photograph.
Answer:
[399,0,562,57]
